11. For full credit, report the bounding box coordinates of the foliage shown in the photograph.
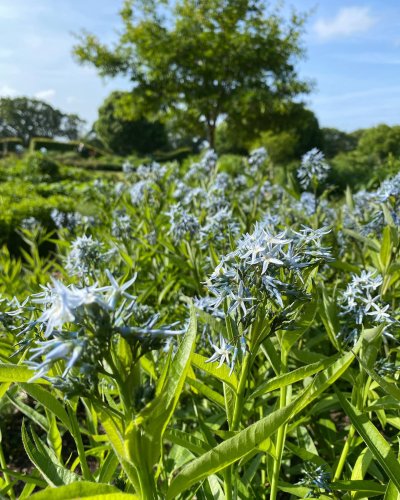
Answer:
[24,152,60,180]
[95,92,168,156]
[321,127,358,159]
[73,0,310,147]
[1,147,400,499]
[357,124,400,162]
[217,105,323,164]
[0,97,85,145]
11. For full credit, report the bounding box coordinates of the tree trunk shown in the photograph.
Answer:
[207,122,216,149]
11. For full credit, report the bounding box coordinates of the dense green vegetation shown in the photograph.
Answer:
[0,97,84,145]
[0,147,399,499]
[1,1,400,498]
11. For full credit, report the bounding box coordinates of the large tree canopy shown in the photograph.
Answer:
[73,0,310,147]
[0,97,85,145]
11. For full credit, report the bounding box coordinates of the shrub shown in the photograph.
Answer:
[217,154,245,175]
[24,152,60,180]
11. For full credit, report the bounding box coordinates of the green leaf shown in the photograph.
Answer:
[7,391,48,431]
[29,481,139,499]
[97,408,126,459]
[318,287,341,349]
[285,442,325,466]
[126,303,197,472]
[166,386,312,499]
[380,226,393,271]
[155,345,173,397]
[295,349,357,415]
[331,480,385,496]
[356,355,400,402]
[351,447,373,483]
[342,229,380,251]
[97,452,119,484]
[46,410,62,461]
[192,353,238,392]
[187,376,225,408]
[224,383,235,429]
[167,338,366,498]
[250,356,338,399]
[276,481,331,499]
[20,383,73,433]
[336,389,400,493]
[261,338,281,375]
[67,404,93,480]
[385,481,400,500]
[21,422,80,487]
[0,364,45,383]
[0,467,46,487]
[165,428,210,455]
[193,308,227,337]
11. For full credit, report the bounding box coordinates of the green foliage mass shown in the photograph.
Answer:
[94,91,168,156]
[321,127,358,159]
[0,145,400,499]
[357,124,400,161]
[73,0,310,147]
[325,124,400,191]
[0,97,85,145]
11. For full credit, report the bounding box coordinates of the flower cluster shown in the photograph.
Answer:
[51,209,92,231]
[111,210,132,239]
[248,147,267,176]
[340,271,391,325]
[184,149,217,183]
[343,171,400,238]
[166,203,200,244]
[198,220,332,372]
[66,235,114,278]
[12,271,184,395]
[297,148,330,190]
[297,463,331,497]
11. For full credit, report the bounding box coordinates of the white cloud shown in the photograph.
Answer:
[314,7,375,40]
[0,85,18,97]
[34,89,56,101]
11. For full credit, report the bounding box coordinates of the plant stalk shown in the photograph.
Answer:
[270,349,288,500]
[0,438,15,500]
[333,425,355,481]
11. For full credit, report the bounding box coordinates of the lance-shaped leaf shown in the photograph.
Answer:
[336,389,400,493]
[125,303,197,470]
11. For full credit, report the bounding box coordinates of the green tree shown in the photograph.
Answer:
[94,91,168,155]
[231,105,322,163]
[357,124,400,162]
[321,127,358,158]
[73,0,310,148]
[0,97,85,145]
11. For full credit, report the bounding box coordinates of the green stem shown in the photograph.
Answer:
[137,464,157,500]
[232,354,252,431]
[224,470,233,500]
[0,437,15,500]
[270,349,288,500]
[334,373,370,482]
[106,353,133,419]
[224,353,251,500]
[333,425,355,481]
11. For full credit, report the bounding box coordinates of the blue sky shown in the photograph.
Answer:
[1,0,399,132]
